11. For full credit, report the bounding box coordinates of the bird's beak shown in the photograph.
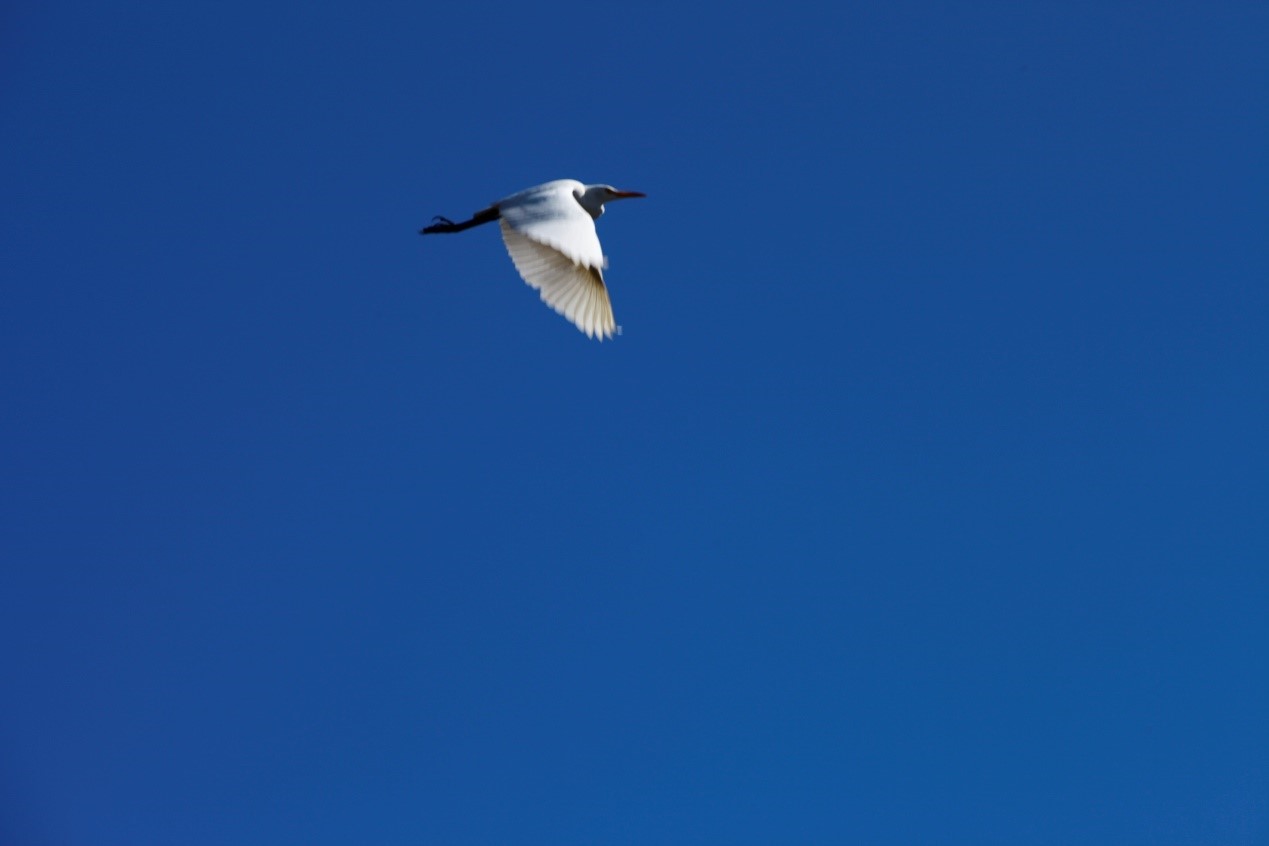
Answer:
[610,190,646,199]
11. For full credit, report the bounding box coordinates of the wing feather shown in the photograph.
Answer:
[498,204,617,340]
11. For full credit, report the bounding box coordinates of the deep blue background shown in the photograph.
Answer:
[3,2,1267,844]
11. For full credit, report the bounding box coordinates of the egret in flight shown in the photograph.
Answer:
[420,179,645,340]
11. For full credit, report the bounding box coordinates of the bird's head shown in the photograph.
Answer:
[577,184,646,219]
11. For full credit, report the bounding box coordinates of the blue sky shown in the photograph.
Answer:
[2,1,1267,844]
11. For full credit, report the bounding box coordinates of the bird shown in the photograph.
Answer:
[420,179,645,340]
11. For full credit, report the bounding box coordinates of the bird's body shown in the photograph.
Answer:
[420,179,645,340]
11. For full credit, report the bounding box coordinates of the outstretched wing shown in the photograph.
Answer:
[497,183,617,340]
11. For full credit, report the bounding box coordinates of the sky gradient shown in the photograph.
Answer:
[3,2,1267,844]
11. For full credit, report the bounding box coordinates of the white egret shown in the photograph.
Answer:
[420,179,645,340]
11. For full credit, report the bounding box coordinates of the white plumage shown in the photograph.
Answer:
[420,179,645,340]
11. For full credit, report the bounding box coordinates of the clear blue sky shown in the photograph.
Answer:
[3,2,1267,844]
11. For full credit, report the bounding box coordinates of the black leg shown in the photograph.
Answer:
[419,206,499,235]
